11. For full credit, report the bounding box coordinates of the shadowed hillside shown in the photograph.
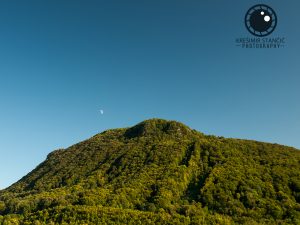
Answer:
[0,119,300,224]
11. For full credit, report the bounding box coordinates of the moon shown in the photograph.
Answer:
[100,110,104,115]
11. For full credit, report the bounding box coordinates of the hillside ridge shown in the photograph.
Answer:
[0,118,299,224]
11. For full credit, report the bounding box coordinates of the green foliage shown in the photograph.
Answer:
[0,119,299,224]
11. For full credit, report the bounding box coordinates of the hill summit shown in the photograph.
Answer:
[124,119,192,138]
[0,119,300,224]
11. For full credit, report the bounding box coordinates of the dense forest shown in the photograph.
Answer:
[0,119,300,224]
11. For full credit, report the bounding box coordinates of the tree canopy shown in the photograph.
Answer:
[1,119,299,224]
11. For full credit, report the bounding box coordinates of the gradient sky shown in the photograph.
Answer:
[0,0,299,189]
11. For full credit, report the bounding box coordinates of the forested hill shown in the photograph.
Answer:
[0,119,300,224]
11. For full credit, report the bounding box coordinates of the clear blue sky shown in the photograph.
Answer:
[0,0,299,189]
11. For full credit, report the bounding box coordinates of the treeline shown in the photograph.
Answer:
[0,119,299,224]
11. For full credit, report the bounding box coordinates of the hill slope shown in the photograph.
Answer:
[0,119,300,224]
